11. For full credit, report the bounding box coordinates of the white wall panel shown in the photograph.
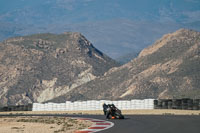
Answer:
[32,99,155,111]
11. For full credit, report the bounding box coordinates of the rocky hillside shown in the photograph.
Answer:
[0,32,119,106]
[50,29,200,102]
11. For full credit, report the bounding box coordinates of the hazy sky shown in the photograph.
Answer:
[0,0,200,58]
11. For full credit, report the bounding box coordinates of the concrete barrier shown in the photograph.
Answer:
[2,98,198,112]
[32,99,155,111]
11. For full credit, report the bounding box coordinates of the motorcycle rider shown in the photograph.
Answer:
[102,103,108,115]
[103,103,114,119]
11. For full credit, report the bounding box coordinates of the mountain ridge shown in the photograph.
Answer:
[0,32,119,106]
[48,28,200,102]
[0,29,200,106]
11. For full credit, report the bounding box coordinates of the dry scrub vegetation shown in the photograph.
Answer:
[0,116,92,133]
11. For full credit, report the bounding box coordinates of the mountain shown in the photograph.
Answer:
[49,29,200,102]
[0,33,119,106]
[1,0,200,24]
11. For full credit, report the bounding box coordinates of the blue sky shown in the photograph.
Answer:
[0,0,200,58]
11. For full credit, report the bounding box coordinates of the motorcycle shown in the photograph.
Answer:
[103,104,124,119]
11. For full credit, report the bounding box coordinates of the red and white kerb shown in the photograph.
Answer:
[75,118,114,133]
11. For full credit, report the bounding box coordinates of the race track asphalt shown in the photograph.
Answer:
[99,115,200,133]
[0,114,200,133]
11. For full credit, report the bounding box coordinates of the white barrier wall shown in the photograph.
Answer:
[32,99,154,111]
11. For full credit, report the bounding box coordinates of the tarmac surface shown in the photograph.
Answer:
[99,115,200,133]
[0,114,200,133]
